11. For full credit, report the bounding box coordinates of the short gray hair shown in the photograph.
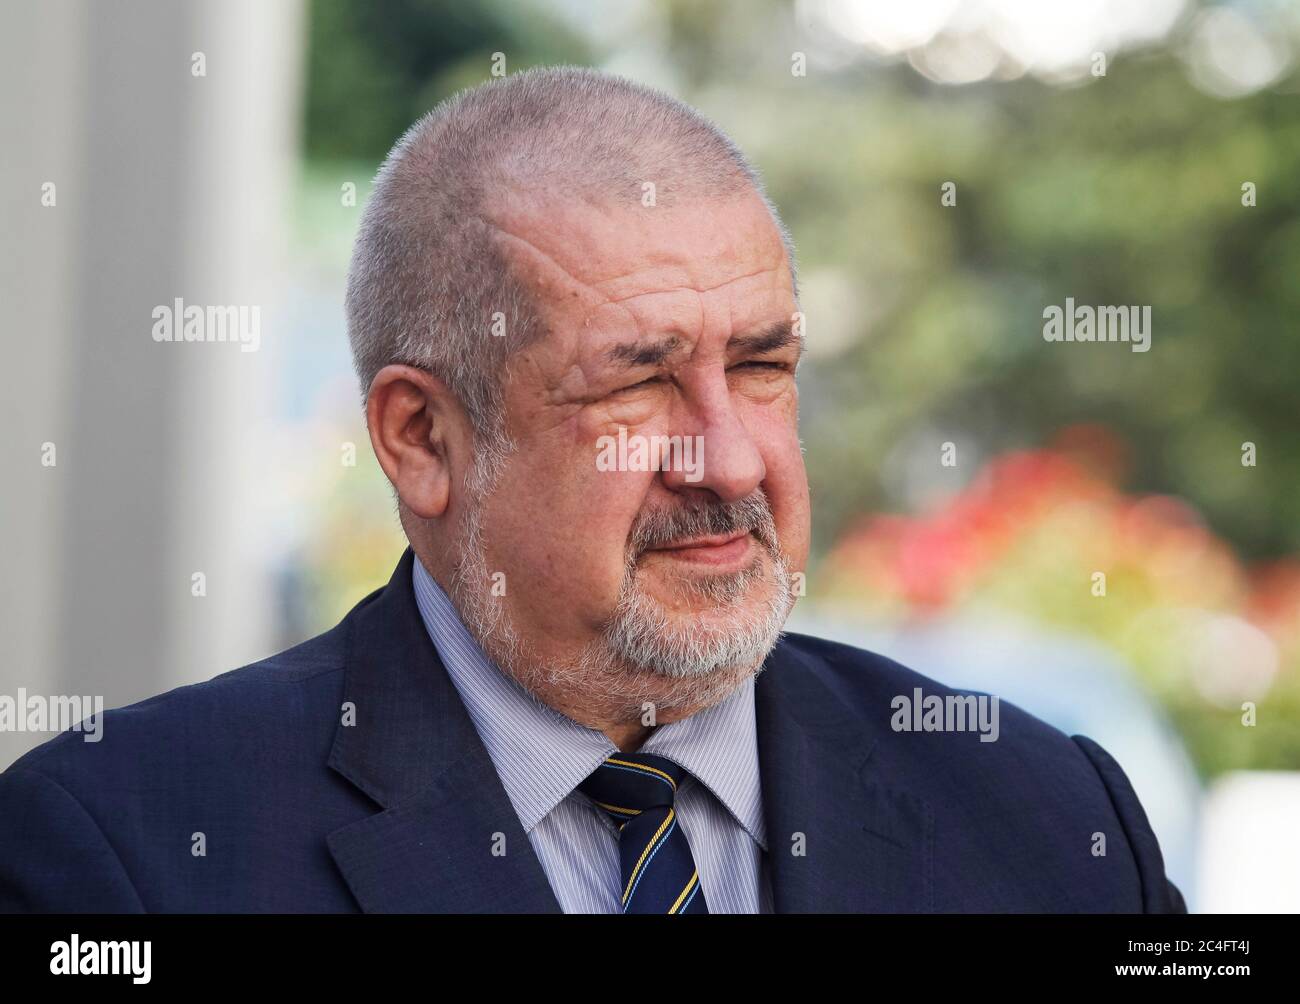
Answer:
[344,65,796,450]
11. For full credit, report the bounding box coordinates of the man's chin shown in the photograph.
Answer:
[641,595,778,633]
[615,645,773,684]
[606,597,787,680]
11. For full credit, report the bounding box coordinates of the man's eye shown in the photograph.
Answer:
[733,360,790,372]
[615,375,663,393]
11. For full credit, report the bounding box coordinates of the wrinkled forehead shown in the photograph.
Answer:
[489,186,788,299]
[484,186,795,349]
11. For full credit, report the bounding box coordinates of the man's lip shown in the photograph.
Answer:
[648,530,750,551]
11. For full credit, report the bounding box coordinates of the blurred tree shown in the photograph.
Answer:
[708,44,1300,565]
[302,0,1300,573]
[304,0,589,160]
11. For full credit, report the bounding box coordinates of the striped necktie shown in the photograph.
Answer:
[578,751,709,914]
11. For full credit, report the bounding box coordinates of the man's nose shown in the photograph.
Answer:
[659,387,766,503]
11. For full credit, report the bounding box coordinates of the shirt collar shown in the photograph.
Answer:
[411,556,767,850]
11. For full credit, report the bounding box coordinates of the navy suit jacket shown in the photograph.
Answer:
[0,549,1185,913]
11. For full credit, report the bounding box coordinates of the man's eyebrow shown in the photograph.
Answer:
[729,320,803,358]
[604,335,684,369]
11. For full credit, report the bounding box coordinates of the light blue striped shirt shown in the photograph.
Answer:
[411,557,774,913]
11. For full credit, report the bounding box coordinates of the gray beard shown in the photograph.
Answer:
[446,481,793,721]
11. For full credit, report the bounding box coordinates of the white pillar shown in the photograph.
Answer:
[0,0,304,767]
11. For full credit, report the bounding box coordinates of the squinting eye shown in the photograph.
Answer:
[615,375,663,393]
[733,361,789,371]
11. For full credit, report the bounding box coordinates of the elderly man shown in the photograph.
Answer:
[0,67,1183,914]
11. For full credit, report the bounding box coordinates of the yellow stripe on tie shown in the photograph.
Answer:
[668,870,699,914]
[593,800,641,817]
[605,757,677,791]
[622,808,675,905]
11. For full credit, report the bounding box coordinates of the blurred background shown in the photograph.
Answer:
[2,0,1297,912]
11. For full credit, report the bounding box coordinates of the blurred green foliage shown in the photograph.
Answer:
[776,52,1300,566]
[304,0,1298,569]
[305,0,589,161]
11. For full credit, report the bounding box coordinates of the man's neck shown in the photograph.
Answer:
[604,722,654,752]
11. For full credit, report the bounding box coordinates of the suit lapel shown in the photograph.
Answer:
[325,549,561,913]
[756,639,933,913]
[324,551,931,913]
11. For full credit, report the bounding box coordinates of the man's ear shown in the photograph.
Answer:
[365,365,469,520]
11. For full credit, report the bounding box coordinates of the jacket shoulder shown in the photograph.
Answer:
[4,617,353,786]
[775,630,1181,911]
[0,613,367,912]
[777,629,1079,754]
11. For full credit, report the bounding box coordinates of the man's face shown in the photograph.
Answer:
[451,185,810,722]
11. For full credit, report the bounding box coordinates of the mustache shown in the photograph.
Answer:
[628,490,779,556]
